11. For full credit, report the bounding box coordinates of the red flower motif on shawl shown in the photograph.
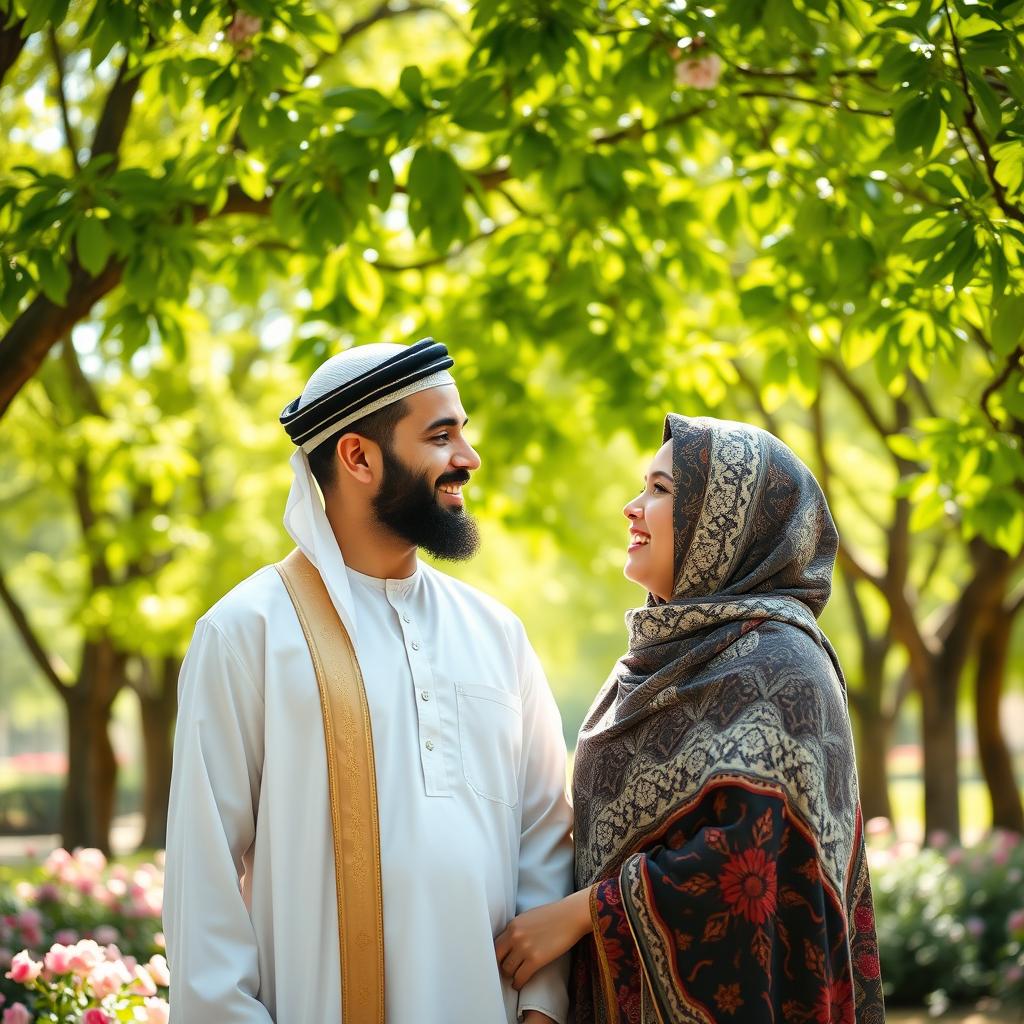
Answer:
[719,846,778,924]
[714,982,744,1014]
[813,977,854,1024]
[854,904,874,932]
[856,951,881,980]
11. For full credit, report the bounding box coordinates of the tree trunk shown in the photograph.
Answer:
[855,707,893,822]
[138,657,179,850]
[975,608,1024,833]
[61,640,125,853]
[920,659,961,841]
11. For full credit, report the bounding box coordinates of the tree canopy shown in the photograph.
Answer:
[1,0,1023,848]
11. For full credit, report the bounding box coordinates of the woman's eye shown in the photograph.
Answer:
[653,483,670,494]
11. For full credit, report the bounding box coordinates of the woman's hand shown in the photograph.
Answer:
[494,887,594,990]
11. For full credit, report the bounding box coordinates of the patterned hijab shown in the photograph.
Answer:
[572,415,882,1022]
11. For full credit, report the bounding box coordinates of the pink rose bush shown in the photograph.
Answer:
[866,821,1024,1008]
[2,937,168,1022]
[0,848,165,1014]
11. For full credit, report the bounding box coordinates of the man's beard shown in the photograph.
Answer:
[372,447,480,561]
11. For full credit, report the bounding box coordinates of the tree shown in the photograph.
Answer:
[1,0,1022,846]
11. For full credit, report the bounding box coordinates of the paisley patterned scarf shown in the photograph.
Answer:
[572,415,884,1024]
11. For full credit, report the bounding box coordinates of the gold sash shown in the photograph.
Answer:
[275,548,385,1024]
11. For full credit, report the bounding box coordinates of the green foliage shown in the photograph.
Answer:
[0,0,1020,552]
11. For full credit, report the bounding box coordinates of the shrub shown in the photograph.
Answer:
[868,821,1024,1011]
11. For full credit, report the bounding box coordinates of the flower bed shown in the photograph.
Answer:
[0,830,1022,1018]
[867,821,1024,1012]
[0,848,166,1022]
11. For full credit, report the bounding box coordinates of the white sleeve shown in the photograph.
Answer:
[514,637,574,1024]
[164,618,274,1023]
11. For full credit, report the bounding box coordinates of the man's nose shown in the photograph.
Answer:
[453,439,481,471]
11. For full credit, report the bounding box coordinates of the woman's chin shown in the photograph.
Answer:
[623,562,649,591]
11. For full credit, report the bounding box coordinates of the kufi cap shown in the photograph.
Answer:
[281,338,455,453]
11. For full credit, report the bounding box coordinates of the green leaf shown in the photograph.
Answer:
[344,254,383,318]
[323,87,391,112]
[75,216,113,276]
[399,66,424,106]
[967,70,1003,133]
[894,94,941,153]
[992,295,1024,354]
[34,251,71,304]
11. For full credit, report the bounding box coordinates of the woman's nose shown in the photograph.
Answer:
[623,497,643,521]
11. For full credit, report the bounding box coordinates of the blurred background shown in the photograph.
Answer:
[0,0,1022,1018]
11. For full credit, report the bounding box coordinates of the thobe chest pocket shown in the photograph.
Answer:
[455,683,522,808]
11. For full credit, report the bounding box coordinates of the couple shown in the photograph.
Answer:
[164,340,884,1024]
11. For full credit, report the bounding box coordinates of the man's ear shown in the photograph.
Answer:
[336,433,378,485]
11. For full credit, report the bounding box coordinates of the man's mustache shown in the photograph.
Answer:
[435,469,472,488]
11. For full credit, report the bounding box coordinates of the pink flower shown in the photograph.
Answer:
[5,951,42,984]
[44,943,74,974]
[865,817,893,838]
[147,954,170,987]
[131,965,157,997]
[928,829,951,850]
[1008,908,1024,935]
[68,940,104,976]
[92,926,119,946]
[2,1003,32,1024]
[81,1010,111,1024]
[948,847,965,866]
[0,949,11,969]
[15,911,40,932]
[675,53,723,90]
[226,10,262,44]
[44,848,72,875]
[88,959,132,1000]
[54,930,78,945]
[142,998,170,1024]
[154,933,165,950]
[966,916,985,939]
[74,848,107,877]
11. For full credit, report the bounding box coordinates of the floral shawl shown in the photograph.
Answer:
[572,415,884,1024]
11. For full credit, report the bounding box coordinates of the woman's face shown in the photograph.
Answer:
[623,440,675,602]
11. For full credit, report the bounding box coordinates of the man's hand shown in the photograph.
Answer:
[495,888,594,990]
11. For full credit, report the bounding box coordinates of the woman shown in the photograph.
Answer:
[495,414,884,1023]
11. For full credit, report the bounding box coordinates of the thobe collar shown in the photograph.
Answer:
[346,563,422,598]
[283,448,361,644]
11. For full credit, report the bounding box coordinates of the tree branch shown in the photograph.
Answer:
[0,259,124,419]
[943,3,1024,225]
[822,357,894,439]
[594,104,709,146]
[89,44,147,166]
[61,337,105,416]
[980,345,1023,432]
[0,564,73,697]
[48,25,81,173]
[0,14,27,87]
[737,89,891,117]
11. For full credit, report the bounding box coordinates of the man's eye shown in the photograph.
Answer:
[433,433,450,443]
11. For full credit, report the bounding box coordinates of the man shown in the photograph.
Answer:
[164,339,573,1023]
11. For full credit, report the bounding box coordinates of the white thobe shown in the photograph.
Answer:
[164,557,574,1024]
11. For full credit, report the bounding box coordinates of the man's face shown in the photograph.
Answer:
[372,385,483,561]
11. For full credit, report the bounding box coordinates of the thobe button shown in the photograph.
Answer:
[420,690,430,701]
[411,641,421,651]
[425,739,435,751]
